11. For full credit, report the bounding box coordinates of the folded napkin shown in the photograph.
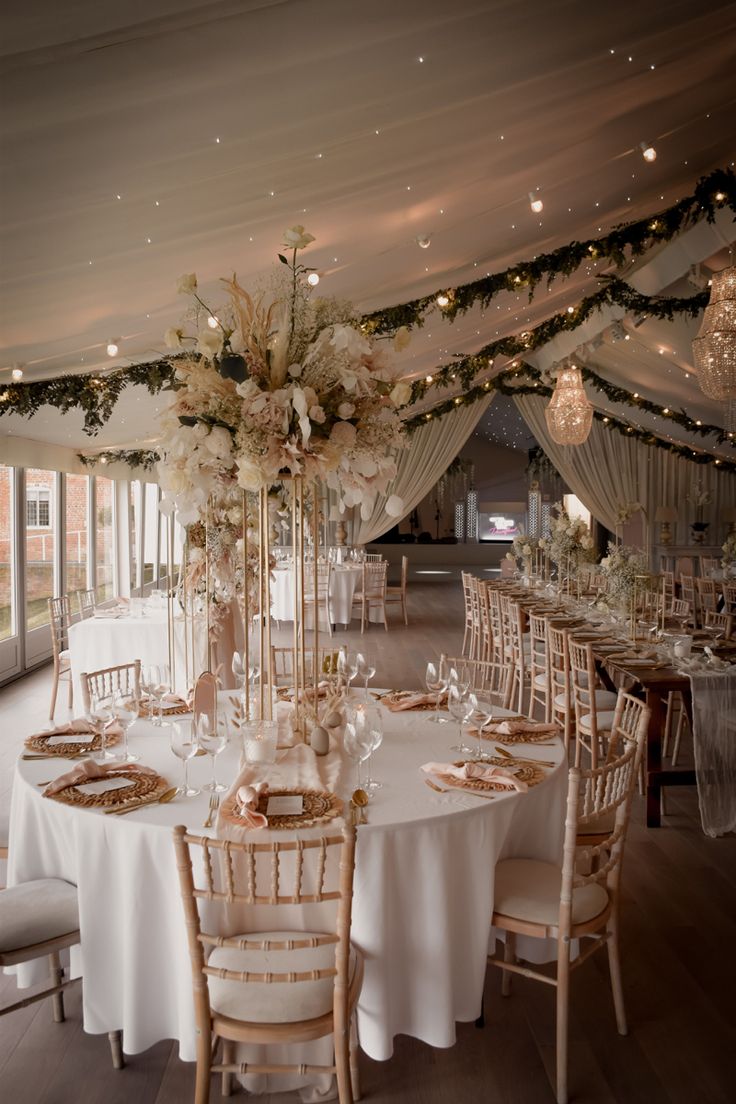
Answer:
[470,719,557,738]
[44,759,156,796]
[384,690,447,712]
[93,609,122,619]
[27,718,123,745]
[234,783,269,828]
[421,761,528,793]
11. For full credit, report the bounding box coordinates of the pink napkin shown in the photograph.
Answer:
[27,718,123,744]
[470,720,558,738]
[234,782,269,829]
[384,691,447,712]
[421,761,528,793]
[44,759,157,796]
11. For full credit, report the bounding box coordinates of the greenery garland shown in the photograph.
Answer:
[362,167,736,334]
[77,448,159,471]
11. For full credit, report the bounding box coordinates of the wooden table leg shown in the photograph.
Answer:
[646,688,666,828]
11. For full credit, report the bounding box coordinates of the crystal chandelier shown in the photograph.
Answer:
[544,364,593,445]
[692,264,736,429]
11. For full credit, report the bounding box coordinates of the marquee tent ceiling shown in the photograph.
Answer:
[1,0,735,458]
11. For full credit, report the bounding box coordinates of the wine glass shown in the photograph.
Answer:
[425,658,449,724]
[145,663,170,726]
[198,714,228,793]
[343,721,373,795]
[111,688,139,763]
[448,685,478,754]
[472,691,494,761]
[448,662,470,695]
[231,651,245,687]
[88,693,115,763]
[356,652,377,701]
[170,721,200,797]
[338,650,359,697]
[359,706,384,790]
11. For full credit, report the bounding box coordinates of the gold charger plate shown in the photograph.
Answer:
[473,725,560,745]
[138,698,191,718]
[435,758,545,793]
[45,768,169,810]
[383,691,440,711]
[220,787,344,830]
[24,729,120,757]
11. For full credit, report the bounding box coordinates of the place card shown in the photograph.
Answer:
[267,794,304,816]
[76,777,135,796]
[46,733,95,745]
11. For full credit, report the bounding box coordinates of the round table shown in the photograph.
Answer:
[8,698,567,1081]
[271,564,366,627]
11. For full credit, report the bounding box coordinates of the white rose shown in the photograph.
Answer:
[164,327,183,349]
[390,381,413,407]
[385,494,404,518]
[236,458,264,491]
[337,402,355,419]
[287,362,303,379]
[204,425,232,460]
[331,421,357,448]
[226,507,241,525]
[282,225,315,250]
[196,329,224,361]
[393,326,411,352]
[309,404,326,424]
[176,273,197,295]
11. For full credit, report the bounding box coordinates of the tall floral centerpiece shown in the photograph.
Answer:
[505,535,541,577]
[541,503,595,586]
[687,480,712,544]
[722,533,736,574]
[599,542,649,611]
[156,228,409,729]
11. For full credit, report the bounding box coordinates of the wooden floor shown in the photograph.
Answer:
[1,578,734,1104]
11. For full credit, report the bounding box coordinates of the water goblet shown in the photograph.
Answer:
[88,693,116,763]
[198,714,228,793]
[170,721,200,797]
[471,691,494,761]
[425,658,449,723]
[338,649,359,697]
[144,664,170,726]
[358,706,384,790]
[448,686,478,754]
[356,652,377,701]
[111,688,140,763]
[343,720,373,795]
[231,651,245,687]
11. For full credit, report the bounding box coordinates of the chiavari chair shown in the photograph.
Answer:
[304,562,333,637]
[76,588,97,620]
[351,561,388,633]
[385,554,409,625]
[173,823,362,1104]
[722,582,736,615]
[568,639,617,769]
[506,597,531,715]
[527,611,551,721]
[80,660,141,714]
[695,577,718,618]
[440,654,511,705]
[468,575,483,660]
[487,585,504,666]
[270,645,341,687]
[461,572,474,656]
[48,595,74,719]
[704,610,733,640]
[548,624,574,753]
[699,555,719,577]
[477,581,494,663]
[486,709,645,1104]
[679,575,698,628]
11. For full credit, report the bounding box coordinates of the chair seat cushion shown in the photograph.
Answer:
[577,807,616,837]
[207,930,359,1024]
[493,859,609,928]
[533,674,548,689]
[0,879,79,954]
[578,709,615,732]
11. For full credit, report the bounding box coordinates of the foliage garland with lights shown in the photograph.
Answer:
[361,167,736,334]
[77,448,159,471]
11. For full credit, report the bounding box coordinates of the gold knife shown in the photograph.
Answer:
[104,787,177,815]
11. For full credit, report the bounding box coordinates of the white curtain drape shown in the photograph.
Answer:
[353,396,493,544]
[515,394,736,539]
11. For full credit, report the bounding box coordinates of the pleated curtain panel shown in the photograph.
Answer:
[353,396,493,544]
[515,394,736,539]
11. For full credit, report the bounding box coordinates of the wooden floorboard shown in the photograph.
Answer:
[1,577,734,1103]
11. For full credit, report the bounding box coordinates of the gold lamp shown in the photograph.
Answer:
[654,506,678,546]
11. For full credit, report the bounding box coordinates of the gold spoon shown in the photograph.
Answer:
[350,788,369,824]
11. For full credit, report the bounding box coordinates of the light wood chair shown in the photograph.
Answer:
[476,581,493,663]
[679,575,698,627]
[172,823,363,1104]
[704,610,733,639]
[568,639,617,769]
[385,554,409,625]
[527,612,550,722]
[696,577,718,617]
[351,562,388,632]
[548,624,574,753]
[722,583,736,615]
[505,597,530,714]
[76,588,96,620]
[699,555,719,576]
[363,553,383,563]
[487,585,504,666]
[440,655,511,705]
[466,575,483,660]
[48,595,74,719]
[270,645,341,687]
[304,563,333,637]
[486,716,645,1104]
[0,878,123,1069]
[461,572,474,656]
[668,596,692,626]
[80,660,141,714]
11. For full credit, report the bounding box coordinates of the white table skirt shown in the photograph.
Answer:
[68,610,207,701]
[8,699,566,1071]
[271,565,366,626]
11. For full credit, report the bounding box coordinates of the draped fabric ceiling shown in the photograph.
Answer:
[1,0,736,478]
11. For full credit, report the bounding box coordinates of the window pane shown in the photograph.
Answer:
[143,483,159,586]
[25,469,56,629]
[130,481,141,591]
[0,465,14,641]
[96,477,115,601]
[66,474,89,599]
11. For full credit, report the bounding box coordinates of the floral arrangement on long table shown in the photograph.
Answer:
[540,502,595,573]
[157,227,408,527]
[599,542,649,608]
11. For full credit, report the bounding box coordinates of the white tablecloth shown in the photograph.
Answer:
[271,564,366,626]
[68,609,206,700]
[8,699,567,1072]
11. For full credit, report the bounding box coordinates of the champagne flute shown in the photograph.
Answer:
[448,686,478,754]
[356,652,377,701]
[425,658,449,723]
[88,693,115,763]
[199,714,228,793]
[170,721,200,797]
[111,688,139,763]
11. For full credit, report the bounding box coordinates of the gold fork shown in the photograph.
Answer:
[203,791,220,828]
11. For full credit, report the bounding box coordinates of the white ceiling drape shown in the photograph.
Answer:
[353,396,492,545]
[515,394,736,541]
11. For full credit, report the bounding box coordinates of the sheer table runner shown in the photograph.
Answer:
[688,670,736,837]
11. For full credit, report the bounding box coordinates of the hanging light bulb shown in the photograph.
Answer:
[544,364,593,445]
[436,293,450,307]
[529,192,543,214]
[207,315,219,329]
[640,141,657,162]
[415,234,432,249]
[307,272,320,286]
[11,364,24,381]
[106,339,119,357]
[692,264,736,430]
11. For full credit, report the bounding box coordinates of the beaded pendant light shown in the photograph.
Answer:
[544,364,593,445]
[692,264,736,429]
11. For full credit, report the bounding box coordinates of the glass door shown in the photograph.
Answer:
[0,464,20,680]
[24,468,59,666]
